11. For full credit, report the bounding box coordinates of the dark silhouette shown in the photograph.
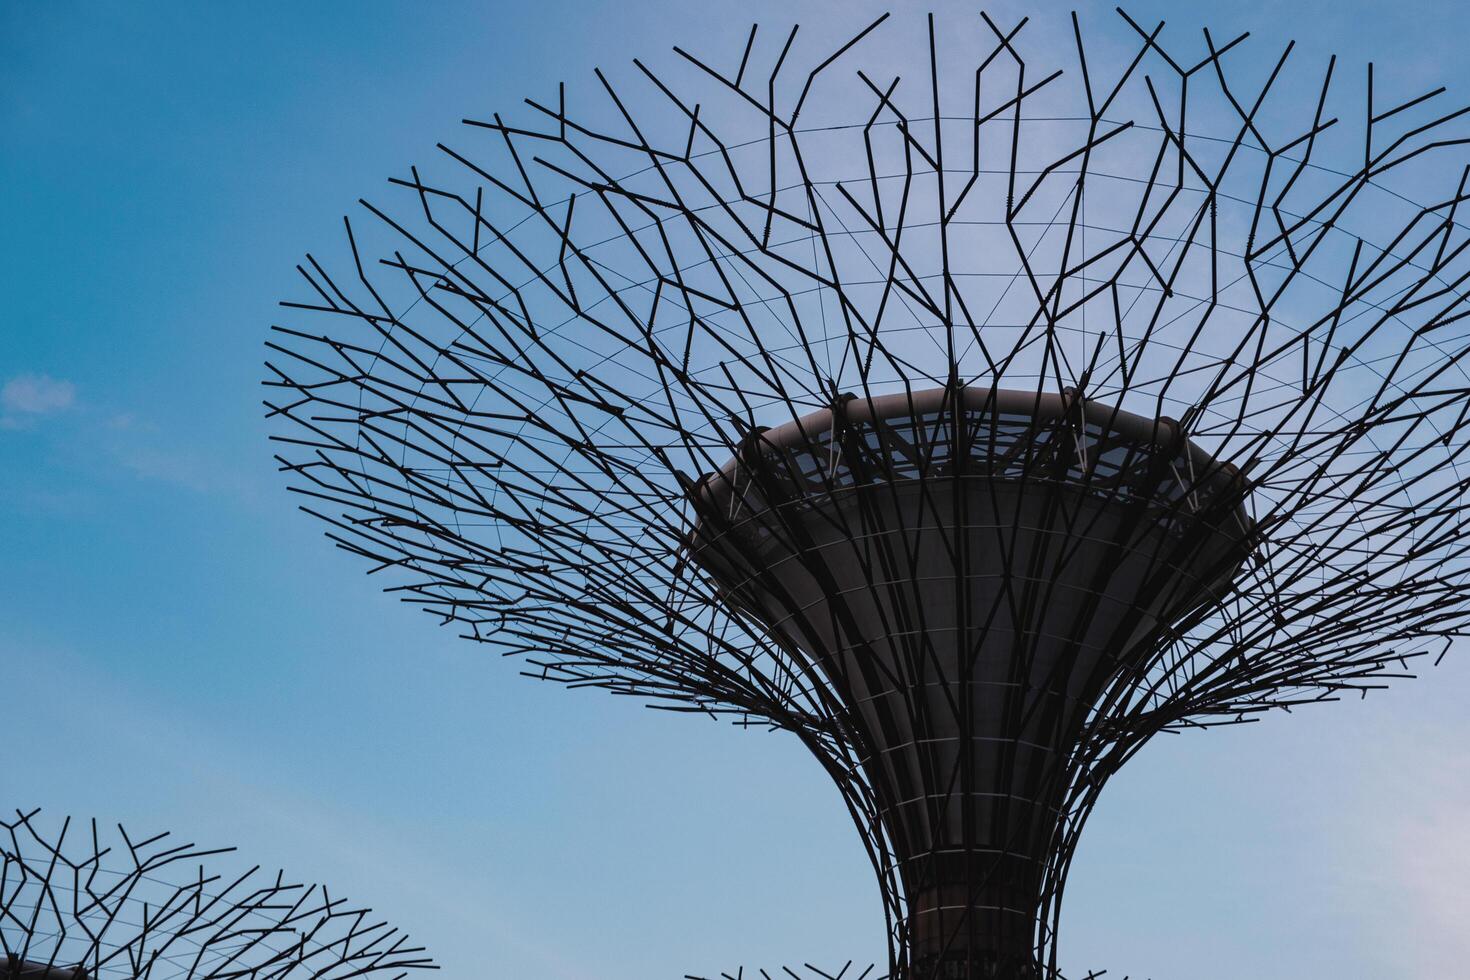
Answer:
[0,810,435,979]
[266,10,1470,977]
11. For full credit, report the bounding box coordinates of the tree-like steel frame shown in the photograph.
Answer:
[264,9,1470,977]
[0,810,435,980]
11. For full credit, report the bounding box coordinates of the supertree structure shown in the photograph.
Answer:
[264,9,1470,978]
[0,809,435,979]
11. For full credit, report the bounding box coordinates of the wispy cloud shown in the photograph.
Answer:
[6,637,592,980]
[1327,697,1470,975]
[1,373,76,428]
[1372,730,1470,974]
[107,440,264,504]
[113,443,221,494]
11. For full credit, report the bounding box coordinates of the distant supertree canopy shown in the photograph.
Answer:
[0,810,435,979]
[265,9,1470,978]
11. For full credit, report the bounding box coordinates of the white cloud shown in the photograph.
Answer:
[1,374,76,427]
[3,374,75,414]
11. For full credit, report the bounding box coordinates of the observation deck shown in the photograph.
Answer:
[688,386,1253,976]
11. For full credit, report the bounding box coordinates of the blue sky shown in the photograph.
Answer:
[4,1,1469,977]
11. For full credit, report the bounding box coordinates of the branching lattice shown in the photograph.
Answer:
[264,9,1470,977]
[0,810,435,979]
[685,965,1124,980]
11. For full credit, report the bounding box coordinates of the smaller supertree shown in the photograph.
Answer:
[0,809,435,980]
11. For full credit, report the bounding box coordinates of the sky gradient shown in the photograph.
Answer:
[4,1,1469,977]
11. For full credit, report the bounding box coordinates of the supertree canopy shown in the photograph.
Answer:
[0,810,434,980]
[264,9,1470,978]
